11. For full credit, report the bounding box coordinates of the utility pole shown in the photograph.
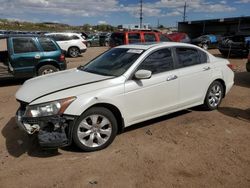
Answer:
[183,1,187,22]
[140,0,143,29]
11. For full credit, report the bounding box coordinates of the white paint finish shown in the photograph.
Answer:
[16,43,234,128]
[124,70,179,124]
[45,33,87,52]
[16,68,111,103]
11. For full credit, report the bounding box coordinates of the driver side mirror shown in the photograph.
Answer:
[134,70,152,80]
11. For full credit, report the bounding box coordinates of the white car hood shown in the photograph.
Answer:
[16,68,112,103]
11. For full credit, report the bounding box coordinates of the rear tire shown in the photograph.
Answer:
[68,47,80,58]
[73,107,118,152]
[203,81,224,110]
[38,65,58,76]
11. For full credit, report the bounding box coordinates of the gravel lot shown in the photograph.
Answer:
[0,47,249,188]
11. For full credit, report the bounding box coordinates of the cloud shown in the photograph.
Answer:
[0,0,237,24]
[235,0,250,3]
[98,20,107,25]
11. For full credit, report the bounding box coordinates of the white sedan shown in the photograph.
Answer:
[16,42,234,151]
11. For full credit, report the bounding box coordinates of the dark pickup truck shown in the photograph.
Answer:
[0,35,67,80]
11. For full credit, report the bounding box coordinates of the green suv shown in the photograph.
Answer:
[0,35,67,79]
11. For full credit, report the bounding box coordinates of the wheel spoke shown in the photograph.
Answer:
[96,133,106,145]
[99,118,110,128]
[90,115,99,125]
[100,128,112,137]
[79,120,92,130]
[78,130,91,138]
[85,133,95,147]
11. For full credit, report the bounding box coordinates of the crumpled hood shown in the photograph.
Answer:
[16,68,111,103]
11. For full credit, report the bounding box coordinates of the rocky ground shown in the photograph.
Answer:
[0,47,249,188]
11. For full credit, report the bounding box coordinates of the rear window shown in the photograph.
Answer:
[13,38,39,54]
[39,38,58,52]
[128,33,141,44]
[144,33,157,42]
[176,48,201,68]
[159,34,171,42]
[110,33,124,46]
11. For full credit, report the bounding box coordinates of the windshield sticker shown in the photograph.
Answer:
[127,49,143,54]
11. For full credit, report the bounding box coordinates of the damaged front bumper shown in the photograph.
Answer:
[16,109,77,148]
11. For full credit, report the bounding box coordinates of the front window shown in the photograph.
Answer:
[79,48,143,77]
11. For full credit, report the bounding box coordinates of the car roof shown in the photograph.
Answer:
[115,42,200,50]
[46,32,81,36]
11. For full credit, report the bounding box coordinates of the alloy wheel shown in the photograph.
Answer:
[77,114,112,148]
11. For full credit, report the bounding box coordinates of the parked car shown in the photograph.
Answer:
[246,51,250,72]
[0,35,66,79]
[191,34,218,50]
[109,31,171,47]
[218,35,250,58]
[15,42,234,151]
[86,33,107,47]
[165,32,191,43]
[45,33,87,58]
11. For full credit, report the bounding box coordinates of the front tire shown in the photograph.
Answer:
[38,65,58,76]
[203,81,224,110]
[73,107,118,152]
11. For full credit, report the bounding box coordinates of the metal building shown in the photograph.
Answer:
[178,16,250,38]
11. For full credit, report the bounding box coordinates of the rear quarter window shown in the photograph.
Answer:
[39,38,58,52]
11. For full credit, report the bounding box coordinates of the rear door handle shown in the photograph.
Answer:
[203,66,211,71]
[167,75,178,81]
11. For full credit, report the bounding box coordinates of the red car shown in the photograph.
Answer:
[165,32,191,43]
[109,31,172,47]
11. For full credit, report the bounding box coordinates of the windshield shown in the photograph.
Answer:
[79,48,143,77]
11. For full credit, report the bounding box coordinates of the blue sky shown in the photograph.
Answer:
[0,0,249,27]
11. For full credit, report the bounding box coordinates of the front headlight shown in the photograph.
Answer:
[24,97,76,118]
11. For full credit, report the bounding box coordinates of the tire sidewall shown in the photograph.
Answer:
[72,107,118,152]
[38,65,57,76]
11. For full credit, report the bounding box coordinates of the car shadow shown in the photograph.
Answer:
[0,79,25,87]
[234,72,250,88]
[1,117,61,158]
[123,110,191,133]
[62,110,192,153]
[218,107,250,123]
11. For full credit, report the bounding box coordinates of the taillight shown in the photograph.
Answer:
[227,64,235,70]
[82,41,87,45]
[59,54,65,62]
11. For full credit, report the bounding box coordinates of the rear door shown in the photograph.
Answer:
[174,47,211,107]
[9,37,41,77]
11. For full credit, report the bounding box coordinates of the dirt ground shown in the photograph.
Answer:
[0,47,249,188]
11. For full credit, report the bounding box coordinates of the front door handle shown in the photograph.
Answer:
[203,66,211,71]
[167,75,178,81]
[34,55,41,59]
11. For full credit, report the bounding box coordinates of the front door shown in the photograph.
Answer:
[123,48,179,125]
